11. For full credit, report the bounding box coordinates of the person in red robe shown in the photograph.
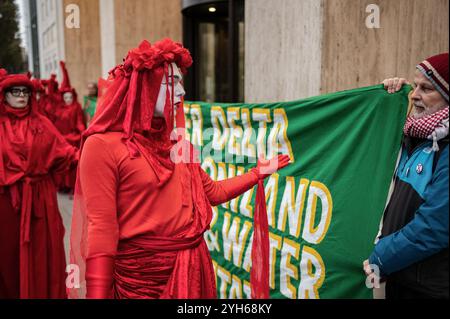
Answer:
[40,74,60,122]
[52,61,86,193]
[31,78,46,115]
[0,69,78,299]
[68,38,290,299]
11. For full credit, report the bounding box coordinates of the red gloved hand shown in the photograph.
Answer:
[252,154,291,180]
[85,255,115,299]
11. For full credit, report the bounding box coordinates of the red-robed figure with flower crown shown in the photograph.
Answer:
[68,38,290,299]
[0,69,78,299]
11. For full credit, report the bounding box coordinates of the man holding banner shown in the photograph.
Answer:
[365,53,449,299]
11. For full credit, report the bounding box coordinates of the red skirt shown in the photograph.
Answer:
[0,178,67,299]
[112,231,217,299]
[0,189,20,298]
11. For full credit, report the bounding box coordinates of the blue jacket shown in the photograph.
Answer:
[369,137,449,297]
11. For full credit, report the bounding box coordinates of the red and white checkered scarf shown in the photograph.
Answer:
[403,106,449,151]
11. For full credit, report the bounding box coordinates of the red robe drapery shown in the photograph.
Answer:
[40,75,61,122]
[52,101,85,145]
[52,101,85,190]
[0,102,78,298]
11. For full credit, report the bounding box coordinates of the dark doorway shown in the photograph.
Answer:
[182,0,244,103]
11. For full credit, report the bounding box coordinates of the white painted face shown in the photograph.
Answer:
[154,63,186,118]
[5,86,30,109]
[63,92,74,105]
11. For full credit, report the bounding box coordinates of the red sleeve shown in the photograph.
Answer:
[76,104,86,134]
[199,166,259,206]
[40,115,78,174]
[80,135,120,258]
[80,135,119,298]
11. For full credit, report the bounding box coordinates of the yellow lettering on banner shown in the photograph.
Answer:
[241,108,256,158]
[239,180,254,218]
[252,108,271,158]
[277,178,309,237]
[201,157,217,180]
[222,213,252,267]
[243,280,252,299]
[298,246,325,299]
[190,104,203,146]
[217,266,231,299]
[280,238,300,299]
[229,275,243,299]
[227,164,237,212]
[227,107,243,156]
[269,233,283,289]
[236,221,253,267]
[211,106,229,151]
[183,103,191,142]
[264,174,279,228]
[229,166,245,213]
[302,181,333,244]
[212,260,218,278]
[204,207,220,252]
[217,162,229,209]
[267,109,295,160]
[242,233,253,272]
[210,206,218,228]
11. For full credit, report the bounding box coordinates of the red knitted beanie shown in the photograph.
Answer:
[416,53,449,102]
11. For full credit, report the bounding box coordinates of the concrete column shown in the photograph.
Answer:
[245,0,323,103]
[100,0,116,78]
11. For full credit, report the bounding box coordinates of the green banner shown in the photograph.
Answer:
[184,84,410,299]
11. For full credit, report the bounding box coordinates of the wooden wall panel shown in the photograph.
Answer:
[245,0,324,103]
[321,0,449,94]
[114,0,182,64]
[63,0,102,100]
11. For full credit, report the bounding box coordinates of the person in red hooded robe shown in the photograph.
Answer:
[0,69,78,299]
[31,78,46,115]
[52,61,86,193]
[40,74,60,122]
[68,38,290,299]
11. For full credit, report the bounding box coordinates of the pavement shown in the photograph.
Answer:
[57,192,74,265]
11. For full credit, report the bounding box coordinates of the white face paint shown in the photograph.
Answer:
[63,92,74,105]
[154,63,186,118]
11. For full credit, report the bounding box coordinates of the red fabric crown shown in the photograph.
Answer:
[0,69,39,115]
[417,52,449,102]
[0,68,33,94]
